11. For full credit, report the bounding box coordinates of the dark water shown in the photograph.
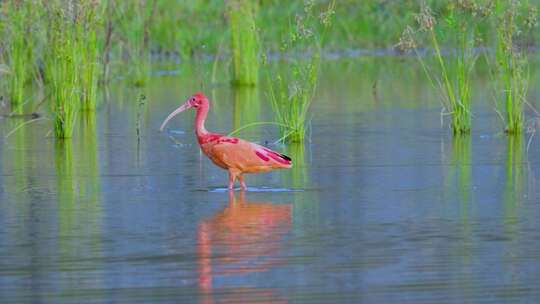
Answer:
[1,58,540,303]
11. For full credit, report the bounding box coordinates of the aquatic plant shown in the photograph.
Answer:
[268,0,335,143]
[228,0,259,86]
[398,2,490,135]
[43,1,84,138]
[39,0,106,137]
[136,94,146,147]
[268,60,318,143]
[2,0,35,112]
[492,0,537,134]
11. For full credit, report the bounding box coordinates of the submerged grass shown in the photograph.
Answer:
[228,0,259,86]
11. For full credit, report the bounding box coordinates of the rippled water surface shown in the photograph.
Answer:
[1,58,540,303]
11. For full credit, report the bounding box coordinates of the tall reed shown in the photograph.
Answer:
[492,0,536,134]
[3,0,35,112]
[228,0,259,86]
[268,0,335,143]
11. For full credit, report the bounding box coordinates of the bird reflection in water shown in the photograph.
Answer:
[197,191,291,303]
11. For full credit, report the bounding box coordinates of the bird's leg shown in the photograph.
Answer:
[228,170,237,190]
[238,175,247,191]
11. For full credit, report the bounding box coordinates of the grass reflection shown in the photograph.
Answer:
[284,143,308,189]
[10,119,29,194]
[55,140,76,264]
[504,135,524,232]
[452,135,472,226]
[282,143,320,228]
[232,86,261,140]
[55,115,103,290]
[443,135,473,266]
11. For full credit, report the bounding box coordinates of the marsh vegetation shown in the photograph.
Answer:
[0,0,538,140]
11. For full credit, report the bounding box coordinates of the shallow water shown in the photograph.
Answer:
[1,58,540,303]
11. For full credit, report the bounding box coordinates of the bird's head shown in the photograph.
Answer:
[159,92,208,131]
[187,92,208,109]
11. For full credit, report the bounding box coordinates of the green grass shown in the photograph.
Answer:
[78,1,103,111]
[149,1,224,60]
[228,0,259,86]
[43,1,82,139]
[492,0,535,134]
[44,0,104,137]
[1,0,540,140]
[2,0,35,113]
[401,3,487,135]
[114,0,155,87]
[109,1,540,57]
[269,58,318,143]
[267,0,335,143]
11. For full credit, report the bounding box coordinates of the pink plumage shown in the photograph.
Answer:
[160,92,292,190]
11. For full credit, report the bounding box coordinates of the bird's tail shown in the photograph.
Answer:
[263,148,292,168]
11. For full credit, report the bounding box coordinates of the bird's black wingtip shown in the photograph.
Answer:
[280,153,292,161]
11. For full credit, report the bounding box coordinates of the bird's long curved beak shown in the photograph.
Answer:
[159,101,191,132]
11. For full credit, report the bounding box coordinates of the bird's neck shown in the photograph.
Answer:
[195,104,209,139]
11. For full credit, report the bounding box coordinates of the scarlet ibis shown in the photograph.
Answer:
[159,92,292,190]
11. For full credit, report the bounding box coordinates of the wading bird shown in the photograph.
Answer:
[160,92,292,190]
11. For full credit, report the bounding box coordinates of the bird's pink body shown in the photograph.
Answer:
[160,92,292,190]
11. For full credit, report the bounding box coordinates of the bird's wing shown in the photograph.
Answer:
[205,136,292,172]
